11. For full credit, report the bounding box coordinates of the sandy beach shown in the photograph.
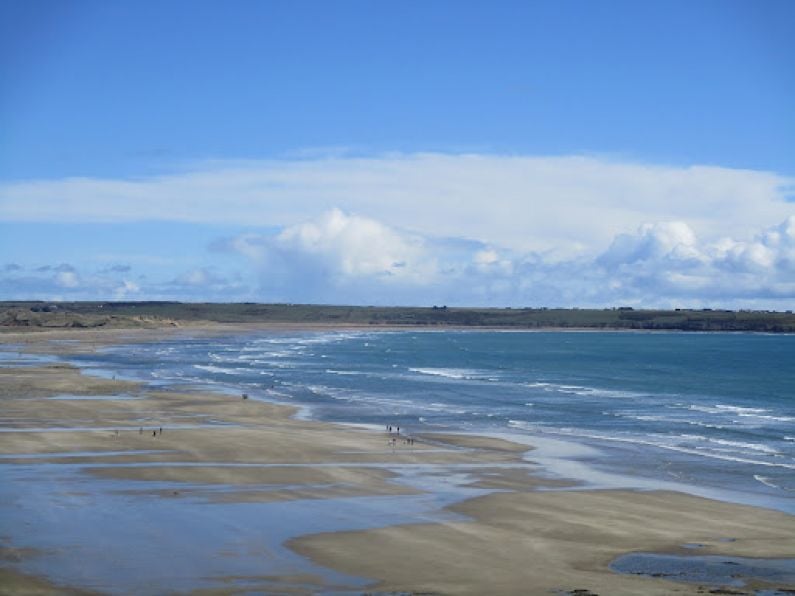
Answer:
[1,327,794,595]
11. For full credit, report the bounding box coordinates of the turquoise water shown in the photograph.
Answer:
[73,330,795,513]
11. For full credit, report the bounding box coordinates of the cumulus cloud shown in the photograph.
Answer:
[276,209,434,282]
[599,222,702,268]
[0,264,142,301]
[54,270,79,288]
[217,210,795,309]
[214,210,440,303]
[714,216,795,274]
[1,153,791,258]
[2,151,793,308]
[0,261,253,302]
[567,217,795,307]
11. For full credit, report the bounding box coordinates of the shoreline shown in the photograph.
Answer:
[4,320,794,352]
[1,327,794,594]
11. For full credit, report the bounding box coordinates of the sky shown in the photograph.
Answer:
[1,0,794,308]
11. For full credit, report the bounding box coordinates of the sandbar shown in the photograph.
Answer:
[1,327,794,595]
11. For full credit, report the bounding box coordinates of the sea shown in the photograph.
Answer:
[70,329,795,514]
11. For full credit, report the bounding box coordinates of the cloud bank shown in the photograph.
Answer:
[210,209,795,309]
[2,153,793,307]
[1,153,792,257]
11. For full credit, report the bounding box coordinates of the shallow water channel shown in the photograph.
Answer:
[0,455,488,593]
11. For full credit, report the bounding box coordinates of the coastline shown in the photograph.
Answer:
[1,327,794,594]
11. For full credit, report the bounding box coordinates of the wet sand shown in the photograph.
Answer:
[291,490,795,595]
[1,327,794,594]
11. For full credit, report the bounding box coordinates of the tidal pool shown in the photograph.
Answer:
[610,552,795,589]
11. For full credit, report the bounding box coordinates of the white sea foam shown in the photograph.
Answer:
[504,422,795,470]
[508,419,539,432]
[298,384,470,416]
[612,412,729,430]
[684,403,793,424]
[193,364,240,375]
[702,437,780,456]
[741,413,794,422]
[409,368,493,381]
[229,350,294,362]
[752,475,794,491]
[525,382,641,399]
[690,403,767,415]
[714,404,767,414]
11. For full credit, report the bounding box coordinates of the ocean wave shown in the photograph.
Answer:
[686,403,793,423]
[690,404,765,415]
[525,382,642,399]
[508,419,539,432]
[193,364,277,377]
[193,364,241,375]
[249,332,371,348]
[612,412,729,430]
[753,475,795,491]
[298,384,475,416]
[409,367,496,381]
[753,474,778,489]
[238,351,293,360]
[504,422,795,470]
[741,413,795,422]
[693,436,781,456]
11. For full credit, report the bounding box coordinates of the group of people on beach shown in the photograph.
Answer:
[111,426,163,438]
[135,427,162,437]
[386,424,415,447]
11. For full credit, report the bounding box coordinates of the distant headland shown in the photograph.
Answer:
[2,301,794,333]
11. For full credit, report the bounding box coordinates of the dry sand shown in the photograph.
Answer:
[1,327,794,595]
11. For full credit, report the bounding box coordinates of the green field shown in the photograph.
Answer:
[2,301,794,333]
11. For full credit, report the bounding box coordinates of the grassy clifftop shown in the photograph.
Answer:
[2,301,794,332]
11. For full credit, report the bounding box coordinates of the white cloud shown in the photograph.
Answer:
[714,215,795,274]
[276,209,433,282]
[54,270,79,288]
[0,264,143,301]
[216,210,795,309]
[4,212,794,308]
[599,221,703,268]
[114,280,140,299]
[1,153,791,258]
[2,151,793,307]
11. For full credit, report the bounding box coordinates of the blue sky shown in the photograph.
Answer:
[1,0,794,307]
